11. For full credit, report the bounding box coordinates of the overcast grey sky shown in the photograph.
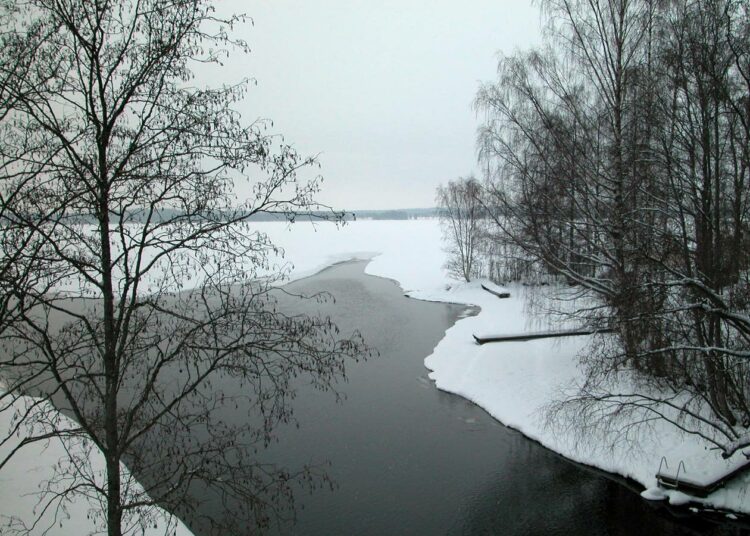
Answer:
[216,1,543,210]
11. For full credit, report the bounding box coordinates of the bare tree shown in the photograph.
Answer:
[476,0,750,459]
[436,176,483,282]
[0,1,369,535]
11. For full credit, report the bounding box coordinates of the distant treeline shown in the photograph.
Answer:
[4,207,441,224]
[350,208,438,220]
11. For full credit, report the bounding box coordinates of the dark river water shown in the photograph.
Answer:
[168,261,747,535]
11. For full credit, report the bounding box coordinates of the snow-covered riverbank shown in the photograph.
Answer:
[2,219,748,534]
[261,219,750,517]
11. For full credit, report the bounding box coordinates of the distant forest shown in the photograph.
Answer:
[42,207,442,224]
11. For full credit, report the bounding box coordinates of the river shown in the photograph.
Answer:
[159,260,746,535]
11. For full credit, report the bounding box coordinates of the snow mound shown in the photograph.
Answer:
[641,487,668,501]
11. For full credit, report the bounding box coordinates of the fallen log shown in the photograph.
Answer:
[481,284,510,299]
[473,327,614,345]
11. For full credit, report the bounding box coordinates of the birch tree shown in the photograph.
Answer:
[476,0,750,459]
[437,176,483,282]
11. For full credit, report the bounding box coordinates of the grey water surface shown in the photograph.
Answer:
[178,260,746,536]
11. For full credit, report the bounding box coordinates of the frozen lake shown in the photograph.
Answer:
[157,260,742,535]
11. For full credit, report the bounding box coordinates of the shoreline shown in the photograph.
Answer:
[357,265,750,523]
[2,218,748,531]
[248,219,750,522]
[0,387,194,536]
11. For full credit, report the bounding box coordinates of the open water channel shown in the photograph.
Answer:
[160,261,747,535]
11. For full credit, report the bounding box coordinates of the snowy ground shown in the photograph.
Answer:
[0,391,194,536]
[2,218,748,534]
[419,281,750,515]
